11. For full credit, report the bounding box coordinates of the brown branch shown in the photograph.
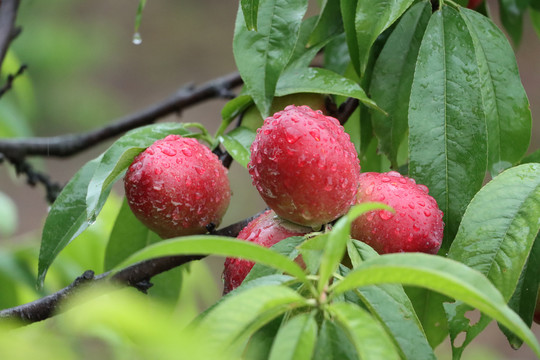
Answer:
[0,0,21,70]
[0,63,26,97]
[0,214,257,325]
[0,71,243,159]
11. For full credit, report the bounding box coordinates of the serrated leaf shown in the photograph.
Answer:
[193,285,308,357]
[233,0,309,117]
[219,126,256,168]
[461,8,531,175]
[354,0,416,75]
[104,198,160,271]
[370,1,431,167]
[268,312,317,360]
[86,123,191,220]
[241,0,260,31]
[318,203,390,293]
[445,163,540,355]
[408,6,487,251]
[114,235,307,282]
[346,241,436,359]
[330,253,540,357]
[328,302,401,360]
[38,155,102,287]
[276,67,380,111]
[498,0,528,46]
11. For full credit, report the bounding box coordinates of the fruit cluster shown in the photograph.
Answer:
[123,105,444,295]
[223,105,444,293]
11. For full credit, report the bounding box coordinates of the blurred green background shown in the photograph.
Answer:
[0,0,538,358]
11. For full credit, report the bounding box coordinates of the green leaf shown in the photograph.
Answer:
[521,148,540,164]
[104,198,160,271]
[219,126,256,168]
[241,0,260,31]
[243,316,283,360]
[233,0,309,117]
[370,1,431,167]
[408,6,487,251]
[499,233,540,348]
[115,235,307,282]
[86,123,191,220]
[340,0,360,76]
[354,0,416,75]
[531,9,540,39]
[307,0,343,47]
[318,203,390,293]
[313,319,358,360]
[276,67,380,111]
[38,155,102,287]
[498,0,528,46]
[328,302,401,360]
[193,285,308,357]
[268,312,318,360]
[346,241,436,359]
[461,8,531,175]
[445,163,540,354]
[323,33,350,75]
[330,253,540,357]
[217,95,254,137]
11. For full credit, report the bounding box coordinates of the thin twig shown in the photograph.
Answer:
[0,63,27,97]
[7,156,62,203]
[0,71,243,158]
[0,214,257,325]
[0,0,21,70]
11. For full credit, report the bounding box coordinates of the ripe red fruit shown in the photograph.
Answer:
[249,105,360,228]
[222,210,311,294]
[124,134,231,239]
[351,171,444,254]
[467,0,482,9]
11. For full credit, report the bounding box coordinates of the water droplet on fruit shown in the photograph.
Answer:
[324,177,334,191]
[418,184,429,193]
[263,129,271,135]
[424,210,431,217]
[154,168,162,175]
[153,184,162,191]
[399,178,407,184]
[377,194,385,201]
[285,127,302,144]
[186,177,192,186]
[408,203,415,209]
[273,112,281,119]
[146,148,155,155]
[381,176,391,182]
[182,148,192,157]
[309,129,320,141]
[418,200,425,207]
[413,224,420,232]
[379,210,393,220]
[195,167,206,175]
[161,147,177,156]
[365,184,374,195]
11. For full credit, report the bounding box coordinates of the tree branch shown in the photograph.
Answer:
[0,71,243,159]
[0,63,26,98]
[0,214,257,325]
[0,0,21,70]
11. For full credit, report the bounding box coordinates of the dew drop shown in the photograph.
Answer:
[413,224,420,232]
[408,203,415,209]
[418,184,429,193]
[154,168,162,175]
[285,127,302,144]
[418,200,425,207]
[424,210,431,217]
[161,147,177,156]
[182,148,192,157]
[365,184,374,195]
[381,176,391,182]
[195,167,206,175]
[132,32,142,45]
[399,178,407,184]
[263,129,271,135]
[309,129,321,141]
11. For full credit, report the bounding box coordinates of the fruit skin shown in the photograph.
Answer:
[124,134,231,239]
[222,210,311,294]
[249,105,360,228]
[242,93,327,131]
[467,0,482,9]
[351,171,444,254]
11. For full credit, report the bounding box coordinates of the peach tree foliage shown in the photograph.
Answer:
[25,0,540,359]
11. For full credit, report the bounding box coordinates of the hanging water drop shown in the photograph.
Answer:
[132,32,142,45]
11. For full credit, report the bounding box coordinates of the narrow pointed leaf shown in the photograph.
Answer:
[233,0,308,117]
[268,313,318,360]
[313,319,358,360]
[307,0,343,47]
[276,67,380,111]
[241,0,260,31]
[340,0,360,75]
[328,302,400,360]
[498,0,527,46]
[114,236,307,282]
[330,253,540,357]
[193,285,308,356]
[409,6,487,251]
[104,198,160,271]
[219,126,256,168]
[461,8,531,175]
[355,0,416,75]
[370,1,431,167]
[445,163,540,353]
